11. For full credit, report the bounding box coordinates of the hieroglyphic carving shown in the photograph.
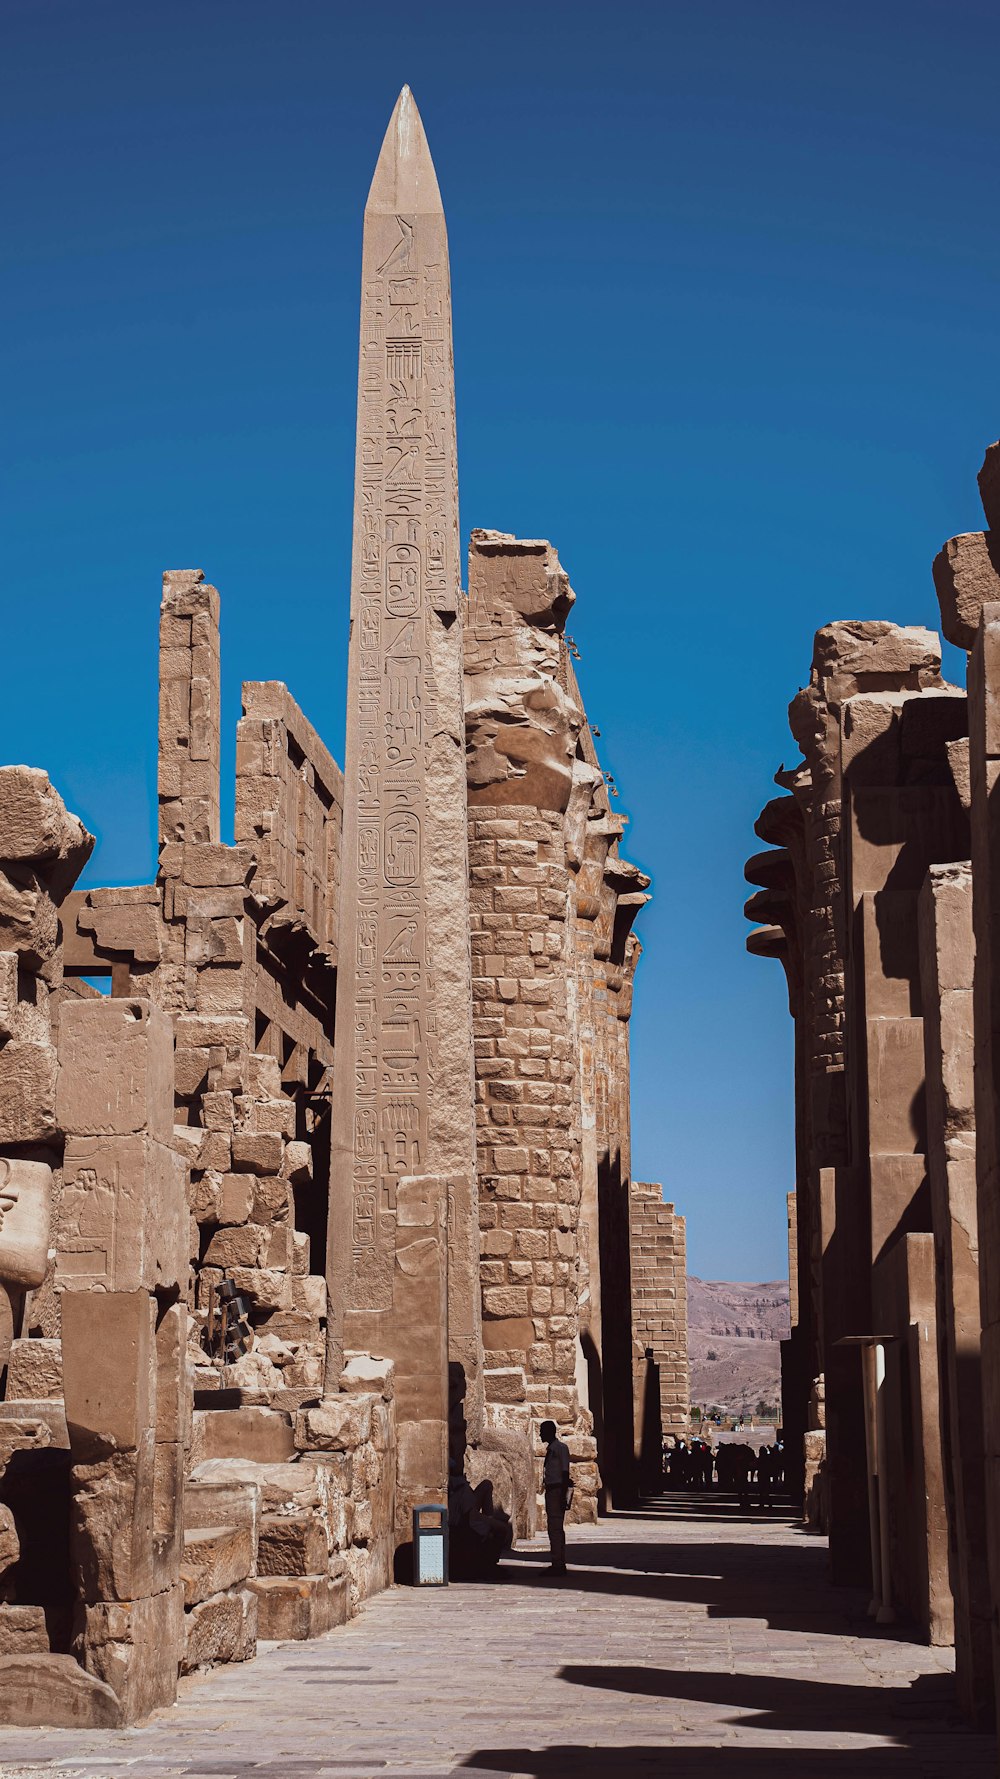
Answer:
[332,90,460,1316]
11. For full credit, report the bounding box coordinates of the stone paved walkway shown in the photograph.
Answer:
[0,1496,995,1778]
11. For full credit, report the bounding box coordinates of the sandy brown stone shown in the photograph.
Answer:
[0,1652,122,1726]
[247,1571,348,1641]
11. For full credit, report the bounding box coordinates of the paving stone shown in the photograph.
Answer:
[0,1506,995,1776]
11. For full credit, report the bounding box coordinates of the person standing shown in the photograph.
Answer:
[540,1419,571,1576]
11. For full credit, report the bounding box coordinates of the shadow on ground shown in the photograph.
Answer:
[470,1496,997,1779]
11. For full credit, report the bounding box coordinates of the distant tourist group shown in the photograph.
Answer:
[663,1438,785,1509]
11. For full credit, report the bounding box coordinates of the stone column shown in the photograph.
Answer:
[57,996,188,1720]
[328,88,477,1523]
[919,862,992,1721]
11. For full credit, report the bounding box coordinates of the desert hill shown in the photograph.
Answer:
[687,1276,790,1418]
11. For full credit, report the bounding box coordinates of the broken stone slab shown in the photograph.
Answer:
[257,1513,328,1578]
[247,1570,349,1641]
[190,1405,296,1467]
[181,1523,254,1606]
[0,1652,121,1727]
[181,1584,257,1672]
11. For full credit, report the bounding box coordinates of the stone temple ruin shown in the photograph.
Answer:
[746,439,1000,1731]
[0,90,688,1724]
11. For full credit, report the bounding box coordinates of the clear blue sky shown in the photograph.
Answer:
[3,1,998,1278]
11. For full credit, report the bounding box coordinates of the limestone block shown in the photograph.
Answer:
[81,1585,184,1720]
[339,1353,395,1399]
[0,1043,57,1144]
[191,1406,295,1467]
[62,1290,155,1462]
[7,1336,62,1400]
[257,1513,327,1577]
[182,1585,257,1672]
[294,1396,372,1452]
[247,1571,349,1641]
[0,1652,122,1727]
[57,998,173,1142]
[0,1603,48,1655]
[57,1133,187,1293]
[181,1523,254,1606]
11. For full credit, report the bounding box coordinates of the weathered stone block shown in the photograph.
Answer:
[62,1291,155,1462]
[70,1437,156,1601]
[339,1353,395,1399]
[257,1513,327,1577]
[57,998,173,1141]
[182,1585,257,1672]
[181,1522,254,1606]
[57,1132,187,1294]
[191,1406,295,1467]
[294,1397,372,1452]
[6,1336,62,1401]
[0,1042,57,1144]
[0,1603,48,1656]
[81,1585,184,1719]
[247,1571,348,1641]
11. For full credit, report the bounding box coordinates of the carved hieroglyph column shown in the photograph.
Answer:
[327,91,477,1437]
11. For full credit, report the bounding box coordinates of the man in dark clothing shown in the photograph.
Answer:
[540,1419,571,1576]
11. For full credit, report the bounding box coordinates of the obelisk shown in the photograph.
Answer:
[327,91,478,1507]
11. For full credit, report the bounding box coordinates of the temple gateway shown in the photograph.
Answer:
[0,90,687,1723]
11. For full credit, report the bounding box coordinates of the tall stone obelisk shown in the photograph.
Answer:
[327,90,478,1513]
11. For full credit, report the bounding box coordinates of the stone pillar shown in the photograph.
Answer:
[919,861,992,1720]
[328,88,477,1523]
[158,570,221,847]
[56,996,188,1720]
[628,1185,689,1461]
[967,600,1000,1728]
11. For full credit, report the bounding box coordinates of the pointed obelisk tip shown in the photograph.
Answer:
[366,85,444,216]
